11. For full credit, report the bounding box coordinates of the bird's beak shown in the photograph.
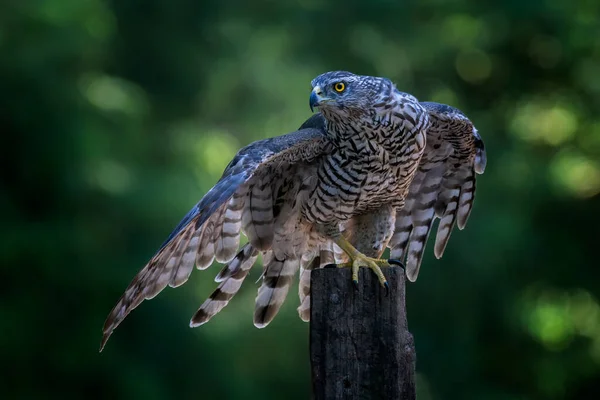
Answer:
[309,86,328,112]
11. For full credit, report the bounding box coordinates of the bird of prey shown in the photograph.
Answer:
[100,71,487,351]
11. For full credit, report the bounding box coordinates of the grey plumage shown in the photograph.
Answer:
[389,101,486,281]
[100,71,486,350]
[191,243,259,326]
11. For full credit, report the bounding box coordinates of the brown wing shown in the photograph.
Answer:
[100,114,331,351]
[389,102,487,282]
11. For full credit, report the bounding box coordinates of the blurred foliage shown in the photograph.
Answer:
[1,0,599,399]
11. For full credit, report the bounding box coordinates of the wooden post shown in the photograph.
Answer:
[310,266,416,400]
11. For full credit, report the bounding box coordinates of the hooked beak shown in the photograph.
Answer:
[309,86,328,112]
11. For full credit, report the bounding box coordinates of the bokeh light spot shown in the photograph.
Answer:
[521,289,574,351]
[87,159,133,195]
[455,49,492,84]
[550,150,600,198]
[521,287,600,360]
[510,102,578,146]
[80,74,149,116]
[194,132,239,179]
[442,14,486,49]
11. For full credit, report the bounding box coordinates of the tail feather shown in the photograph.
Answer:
[296,246,334,322]
[254,256,300,328]
[297,256,316,323]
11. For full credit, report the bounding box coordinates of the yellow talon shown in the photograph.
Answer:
[333,236,391,289]
[336,256,390,287]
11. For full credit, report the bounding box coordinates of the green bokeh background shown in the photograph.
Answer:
[2,1,599,399]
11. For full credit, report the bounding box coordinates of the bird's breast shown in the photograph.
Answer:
[301,149,401,225]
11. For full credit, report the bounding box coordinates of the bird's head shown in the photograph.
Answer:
[309,71,390,118]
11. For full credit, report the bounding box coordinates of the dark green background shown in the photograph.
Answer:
[2,0,599,399]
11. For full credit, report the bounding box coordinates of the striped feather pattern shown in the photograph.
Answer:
[434,160,475,257]
[100,216,201,351]
[389,163,447,281]
[195,204,224,269]
[190,244,259,327]
[215,190,245,263]
[242,176,274,251]
[389,101,486,282]
[100,123,331,351]
[254,255,300,328]
[101,73,486,354]
[303,84,429,226]
[169,227,201,288]
[297,255,315,323]
[297,246,335,322]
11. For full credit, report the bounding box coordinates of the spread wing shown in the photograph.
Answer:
[100,114,331,351]
[389,102,487,282]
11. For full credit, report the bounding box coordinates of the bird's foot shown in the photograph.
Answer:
[325,257,404,295]
[329,236,404,295]
[339,256,395,291]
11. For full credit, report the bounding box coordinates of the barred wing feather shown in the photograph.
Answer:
[100,116,331,351]
[389,102,487,282]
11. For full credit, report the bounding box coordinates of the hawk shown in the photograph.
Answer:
[100,71,487,350]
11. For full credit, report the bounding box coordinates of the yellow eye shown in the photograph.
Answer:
[333,82,345,93]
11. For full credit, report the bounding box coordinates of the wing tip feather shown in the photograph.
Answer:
[189,315,209,328]
[99,332,111,353]
[434,231,451,259]
[253,320,269,329]
[406,267,419,282]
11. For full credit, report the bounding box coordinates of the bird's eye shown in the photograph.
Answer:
[333,82,346,93]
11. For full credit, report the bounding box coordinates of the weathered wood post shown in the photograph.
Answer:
[310,266,416,400]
